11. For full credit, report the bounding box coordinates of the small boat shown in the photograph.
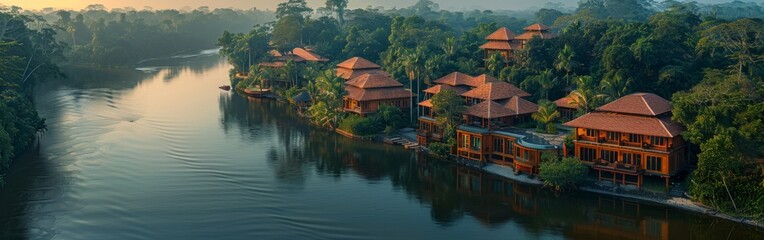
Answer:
[219,85,231,91]
[243,87,272,98]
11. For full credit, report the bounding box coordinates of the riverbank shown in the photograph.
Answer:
[453,157,764,230]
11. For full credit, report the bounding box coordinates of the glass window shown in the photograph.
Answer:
[623,153,641,165]
[493,138,503,153]
[649,136,666,146]
[601,150,618,162]
[471,136,481,149]
[607,132,621,141]
[628,134,642,143]
[580,147,597,161]
[647,156,662,171]
[586,129,596,137]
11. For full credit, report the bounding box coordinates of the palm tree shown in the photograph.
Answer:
[283,58,298,88]
[404,47,426,122]
[441,36,457,57]
[537,69,557,100]
[569,76,597,113]
[555,44,576,86]
[485,52,505,77]
[597,72,632,102]
[532,100,561,134]
[310,70,346,129]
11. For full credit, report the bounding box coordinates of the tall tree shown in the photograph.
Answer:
[698,18,764,80]
[324,0,348,26]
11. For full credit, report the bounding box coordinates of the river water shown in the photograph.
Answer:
[0,51,761,239]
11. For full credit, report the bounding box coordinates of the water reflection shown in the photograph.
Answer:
[217,89,763,239]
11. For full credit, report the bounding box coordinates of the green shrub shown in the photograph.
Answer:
[339,115,383,136]
[539,156,588,192]
[428,142,451,158]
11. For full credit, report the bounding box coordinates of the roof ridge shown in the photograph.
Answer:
[641,95,656,115]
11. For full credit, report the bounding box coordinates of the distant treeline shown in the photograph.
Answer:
[29,5,275,66]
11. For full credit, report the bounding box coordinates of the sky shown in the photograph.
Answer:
[2,0,760,12]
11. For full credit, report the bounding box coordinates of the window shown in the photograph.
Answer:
[504,141,513,154]
[628,134,642,143]
[493,139,504,153]
[649,136,666,146]
[647,156,662,172]
[607,132,621,141]
[601,150,618,162]
[461,134,469,148]
[585,129,596,137]
[580,147,597,161]
[623,153,641,165]
[471,136,481,150]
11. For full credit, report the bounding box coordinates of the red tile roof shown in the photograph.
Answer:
[563,112,683,138]
[418,99,433,108]
[336,68,389,80]
[486,27,517,41]
[470,74,500,87]
[479,41,512,50]
[515,31,556,40]
[524,23,551,31]
[432,72,476,87]
[336,57,381,70]
[346,73,403,89]
[269,50,283,57]
[504,96,539,115]
[345,86,413,101]
[553,94,578,109]
[461,82,530,100]
[464,100,515,119]
[423,84,468,95]
[292,48,328,62]
[596,93,672,116]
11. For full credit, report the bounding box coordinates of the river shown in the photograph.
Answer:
[0,51,761,239]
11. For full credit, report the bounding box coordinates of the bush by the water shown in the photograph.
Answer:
[539,155,588,192]
[338,105,405,136]
[428,142,452,158]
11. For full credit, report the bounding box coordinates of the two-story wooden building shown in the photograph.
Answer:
[343,73,414,116]
[417,72,488,145]
[454,94,565,174]
[515,23,556,49]
[563,93,687,190]
[479,23,556,64]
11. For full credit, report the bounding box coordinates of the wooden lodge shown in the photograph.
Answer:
[257,47,329,88]
[417,72,495,146]
[553,93,578,121]
[343,73,414,116]
[514,23,556,48]
[563,93,688,190]
[479,23,555,64]
[454,87,564,174]
[335,57,389,81]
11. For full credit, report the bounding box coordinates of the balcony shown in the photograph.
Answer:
[416,129,431,137]
[343,106,374,115]
[592,159,643,174]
